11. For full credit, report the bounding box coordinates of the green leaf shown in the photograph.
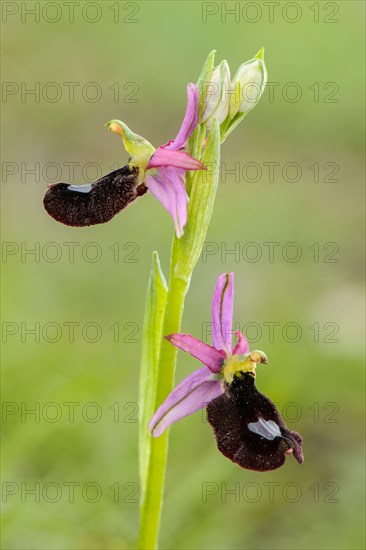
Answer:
[138,251,168,499]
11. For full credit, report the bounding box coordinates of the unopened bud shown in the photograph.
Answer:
[201,60,231,128]
[230,48,267,118]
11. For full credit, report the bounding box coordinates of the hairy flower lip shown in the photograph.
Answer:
[207,371,304,471]
[43,165,141,227]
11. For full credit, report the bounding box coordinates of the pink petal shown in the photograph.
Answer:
[212,273,234,353]
[148,148,205,171]
[233,330,250,355]
[166,83,199,151]
[145,167,188,238]
[165,333,226,373]
[149,367,223,437]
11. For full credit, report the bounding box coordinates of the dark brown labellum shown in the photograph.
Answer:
[43,165,146,227]
[207,372,303,471]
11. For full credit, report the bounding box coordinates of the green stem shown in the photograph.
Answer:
[138,274,189,549]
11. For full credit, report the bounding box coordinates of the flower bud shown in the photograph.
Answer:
[201,60,231,128]
[229,48,267,119]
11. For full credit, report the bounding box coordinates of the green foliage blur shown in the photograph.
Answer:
[1,1,364,549]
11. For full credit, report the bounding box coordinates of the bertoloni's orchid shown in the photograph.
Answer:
[41,48,288,547]
[149,273,304,472]
[43,83,205,238]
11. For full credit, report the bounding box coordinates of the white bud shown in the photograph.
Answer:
[230,49,267,118]
[201,60,231,128]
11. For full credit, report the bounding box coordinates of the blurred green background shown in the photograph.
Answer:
[1,1,365,549]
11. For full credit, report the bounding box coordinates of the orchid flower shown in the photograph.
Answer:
[149,273,304,472]
[43,84,205,238]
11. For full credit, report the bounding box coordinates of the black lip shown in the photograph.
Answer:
[44,165,143,227]
[207,372,304,471]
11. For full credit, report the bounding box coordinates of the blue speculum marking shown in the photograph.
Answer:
[247,418,281,440]
[67,184,93,194]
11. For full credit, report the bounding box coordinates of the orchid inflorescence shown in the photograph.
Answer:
[42,47,303,548]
